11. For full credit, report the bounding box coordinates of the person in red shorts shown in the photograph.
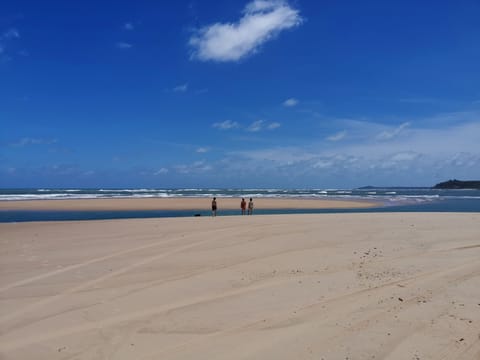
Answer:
[240,198,246,215]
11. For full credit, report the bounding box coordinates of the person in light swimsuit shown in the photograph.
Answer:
[248,198,254,215]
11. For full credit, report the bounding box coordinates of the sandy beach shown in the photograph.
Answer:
[1,213,479,359]
[0,197,378,211]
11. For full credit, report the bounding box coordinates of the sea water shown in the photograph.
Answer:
[1,187,479,222]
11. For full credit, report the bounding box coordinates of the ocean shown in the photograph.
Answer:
[1,187,479,222]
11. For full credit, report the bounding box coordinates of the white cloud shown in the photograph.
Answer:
[124,22,134,30]
[232,146,316,165]
[376,122,410,140]
[196,147,209,153]
[389,152,419,162]
[327,131,346,141]
[225,113,480,186]
[3,28,20,39]
[267,122,281,130]
[247,120,265,132]
[154,168,169,175]
[189,0,303,62]
[213,120,240,130]
[10,137,57,147]
[283,97,298,107]
[247,120,280,131]
[174,161,212,174]
[116,42,132,49]
[173,83,188,92]
[1,28,21,60]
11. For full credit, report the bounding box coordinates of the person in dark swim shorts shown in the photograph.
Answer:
[211,197,217,217]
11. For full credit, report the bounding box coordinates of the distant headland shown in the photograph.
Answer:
[358,180,480,190]
[433,179,480,189]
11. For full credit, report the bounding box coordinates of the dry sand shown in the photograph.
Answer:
[0,197,377,211]
[1,213,479,359]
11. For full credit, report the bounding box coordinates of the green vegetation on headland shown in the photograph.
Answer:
[433,180,480,189]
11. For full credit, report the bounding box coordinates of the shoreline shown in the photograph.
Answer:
[0,197,380,211]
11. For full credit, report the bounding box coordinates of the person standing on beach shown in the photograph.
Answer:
[248,198,254,215]
[211,197,217,217]
[241,198,246,215]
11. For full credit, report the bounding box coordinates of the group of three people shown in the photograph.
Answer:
[211,197,254,216]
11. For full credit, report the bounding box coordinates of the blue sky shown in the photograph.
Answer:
[1,0,480,188]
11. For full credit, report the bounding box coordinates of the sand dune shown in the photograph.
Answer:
[1,213,479,359]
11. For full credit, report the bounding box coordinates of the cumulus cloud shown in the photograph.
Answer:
[189,0,303,62]
[213,120,240,130]
[283,97,298,107]
[116,42,132,49]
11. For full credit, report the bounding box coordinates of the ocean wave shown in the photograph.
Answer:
[1,188,479,203]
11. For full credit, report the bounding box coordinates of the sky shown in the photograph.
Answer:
[1,0,480,188]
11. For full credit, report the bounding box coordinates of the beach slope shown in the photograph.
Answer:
[1,213,479,359]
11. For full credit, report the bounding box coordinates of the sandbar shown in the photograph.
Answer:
[0,197,378,211]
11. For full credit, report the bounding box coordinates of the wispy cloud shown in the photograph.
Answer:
[283,97,298,107]
[116,42,133,49]
[174,160,212,174]
[376,122,410,140]
[213,120,240,130]
[267,122,281,130]
[1,27,21,61]
[173,83,188,92]
[398,97,438,104]
[124,22,134,31]
[247,120,264,132]
[223,112,480,186]
[327,130,347,141]
[2,28,20,39]
[189,0,303,62]
[196,147,209,153]
[247,120,280,132]
[154,168,169,175]
[10,137,57,147]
